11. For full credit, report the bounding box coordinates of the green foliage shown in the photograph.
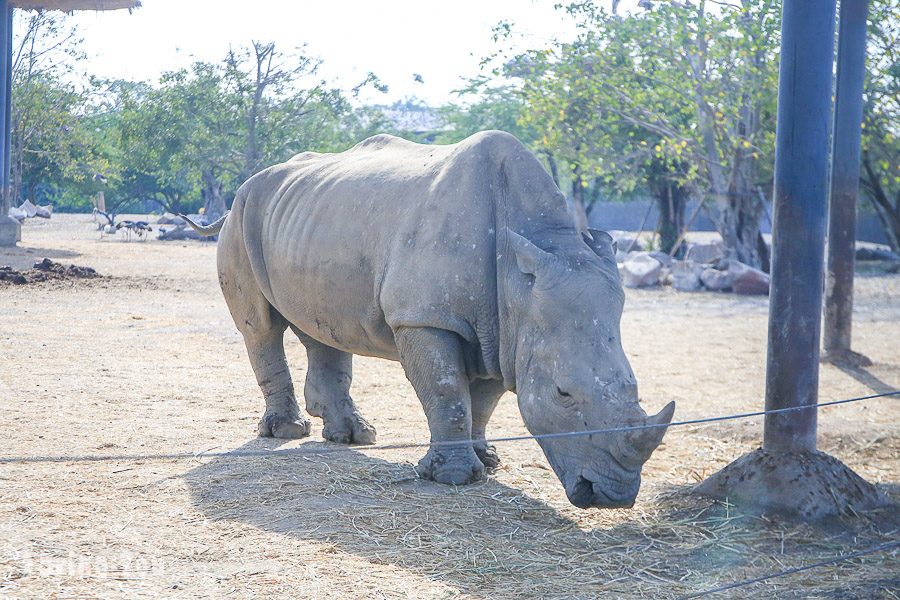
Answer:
[861,0,900,250]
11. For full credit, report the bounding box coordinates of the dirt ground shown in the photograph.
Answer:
[1,214,898,599]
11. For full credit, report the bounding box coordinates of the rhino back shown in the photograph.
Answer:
[234,132,569,376]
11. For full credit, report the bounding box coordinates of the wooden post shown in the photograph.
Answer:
[762,0,837,453]
[694,0,886,519]
[823,0,871,366]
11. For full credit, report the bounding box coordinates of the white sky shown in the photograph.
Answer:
[60,0,622,105]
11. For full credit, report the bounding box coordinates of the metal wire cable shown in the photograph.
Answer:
[678,540,900,599]
[0,389,895,464]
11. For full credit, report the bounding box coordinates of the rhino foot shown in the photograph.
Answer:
[322,409,377,445]
[258,413,312,439]
[474,442,500,471]
[416,445,485,485]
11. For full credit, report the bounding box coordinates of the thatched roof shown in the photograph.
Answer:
[11,0,140,10]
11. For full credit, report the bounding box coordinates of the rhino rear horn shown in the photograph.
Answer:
[625,401,676,461]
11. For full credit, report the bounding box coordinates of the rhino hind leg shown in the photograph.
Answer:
[293,328,376,445]
[241,316,311,440]
[218,228,310,440]
[395,327,485,486]
[470,379,506,471]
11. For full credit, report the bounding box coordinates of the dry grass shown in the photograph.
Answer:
[1,214,898,599]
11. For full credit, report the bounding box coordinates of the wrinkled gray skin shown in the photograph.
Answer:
[185,131,675,509]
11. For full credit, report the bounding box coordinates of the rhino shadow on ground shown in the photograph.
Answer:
[183,437,898,599]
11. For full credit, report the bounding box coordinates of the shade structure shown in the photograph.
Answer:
[11,0,139,10]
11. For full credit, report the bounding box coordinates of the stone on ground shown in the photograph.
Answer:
[728,261,770,295]
[685,241,725,264]
[621,252,662,288]
[700,266,733,291]
[671,260,704,292]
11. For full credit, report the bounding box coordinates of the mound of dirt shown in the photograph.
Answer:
[0,258,101,285]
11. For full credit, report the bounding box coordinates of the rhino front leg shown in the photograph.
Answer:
[395,327,484,485]
[470,379,506,471]
[293,328,376,445]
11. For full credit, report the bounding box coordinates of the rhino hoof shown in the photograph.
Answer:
[322,411,377,445]
[416,446,485,485]
[259,414,311,439]
[474,443,500,471]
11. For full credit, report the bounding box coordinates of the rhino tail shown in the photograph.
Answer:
[177,212,229,237]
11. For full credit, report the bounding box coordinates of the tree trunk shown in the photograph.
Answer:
[540,149,560,188]
[709,191,766,268]
[570,165,588,230]
[656,182,687,256]
[862,153,900,252]
[201,170,227,220]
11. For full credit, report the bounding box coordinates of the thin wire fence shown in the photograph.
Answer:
[1,389,896,464]
[678,540,900,599]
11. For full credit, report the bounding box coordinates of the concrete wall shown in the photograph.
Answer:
[586,199,889,244]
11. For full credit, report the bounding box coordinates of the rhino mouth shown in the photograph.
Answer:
[565,468,641,509]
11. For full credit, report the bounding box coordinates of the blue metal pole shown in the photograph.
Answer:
[824,0,870,359]
[764,0,837,453]
[0,0,9,217]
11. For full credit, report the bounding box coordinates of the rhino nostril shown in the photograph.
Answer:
[568,475,594,508]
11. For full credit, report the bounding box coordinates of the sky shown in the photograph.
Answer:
[58,0,611,106]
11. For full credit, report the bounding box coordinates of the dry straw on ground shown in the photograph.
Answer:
[1,215,898,598]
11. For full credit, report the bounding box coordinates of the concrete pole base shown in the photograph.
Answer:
[0,214,19,246]
[821,348,873,368]
[694,448,890,520]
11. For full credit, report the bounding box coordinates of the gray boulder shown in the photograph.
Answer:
[622,252,663,288]
[856,246,900,262]
[700,266,733,291]
[728,261,769,295]
[685,241,725,264]
[649,251,673,267]
[671,260,704,292]
[609,230,642,253]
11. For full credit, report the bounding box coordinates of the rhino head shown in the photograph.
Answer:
[505,228,675,509]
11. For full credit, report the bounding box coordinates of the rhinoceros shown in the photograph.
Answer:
[183,131,674,508]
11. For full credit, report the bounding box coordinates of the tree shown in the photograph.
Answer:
[861,0,899,251]
[496,1,780,266]
[10,12,106,208]
[108,42,374,217]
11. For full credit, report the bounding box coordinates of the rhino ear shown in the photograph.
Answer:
[583,228,617,257]
[507,229,554,276]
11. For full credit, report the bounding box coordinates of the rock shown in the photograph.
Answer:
[659,267,673,286]
[158,223,215,241]
[621,252,662,288]
[685,241,725,264]
[649,251,673,267]
[671,260,704,292]
[157,212,182,225]
[700,267,733,291]
[728,261,769,295]
[856,246,900,262]
[19,200,38,218]
[609,230,642,253]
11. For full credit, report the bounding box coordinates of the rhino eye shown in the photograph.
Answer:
[555,386,578,408]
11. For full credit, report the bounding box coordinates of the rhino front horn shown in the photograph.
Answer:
[626,401,676,460]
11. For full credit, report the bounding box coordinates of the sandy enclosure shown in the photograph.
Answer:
[1,214,898,599]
